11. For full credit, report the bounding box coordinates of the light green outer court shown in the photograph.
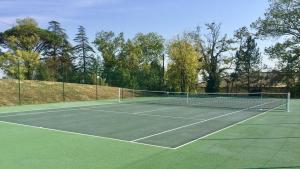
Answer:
[0,100,299,169]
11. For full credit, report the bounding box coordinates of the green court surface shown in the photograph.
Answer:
[0,99,299,169]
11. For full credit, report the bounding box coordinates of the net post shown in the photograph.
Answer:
[287,92,290,112]
[118,88,121,103]
[132,89,135,98]
[260,92,263,111]
[186,92,189,104]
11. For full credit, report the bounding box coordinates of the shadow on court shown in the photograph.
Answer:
[241,166,300,169]
[202,136,300,141]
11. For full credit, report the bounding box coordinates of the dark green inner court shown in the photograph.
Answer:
[0,99,286,148]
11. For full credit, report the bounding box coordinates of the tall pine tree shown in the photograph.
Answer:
[235,27,261,92]
[73,26,95,83]
[42,21,73,81]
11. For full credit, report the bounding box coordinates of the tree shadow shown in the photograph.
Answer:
[238,122,300,126]
[241,166,300,169]
[203,136,300,141]
[267,114,300,117]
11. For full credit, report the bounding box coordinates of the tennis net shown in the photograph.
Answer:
[119,89,290,112]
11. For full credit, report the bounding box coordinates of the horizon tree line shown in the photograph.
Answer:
[0,0,299,95]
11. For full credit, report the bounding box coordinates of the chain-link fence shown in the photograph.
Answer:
[1,61,299,106]
[0,78,121,106]
[0,62,120,106]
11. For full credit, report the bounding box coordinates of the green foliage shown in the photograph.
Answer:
[200,23,235,92]
[166,37,202,92]
[73,26,95,84]
[42,21,74,81]
[94,31,125,86]
[95,32,165,90]
[16,17,38,27]
[0,18,61,80]
[0,50,40,79]
[89,55,102,85]
[131,33,165,90]
[234,27,261,92]
[0,12,299,95]
[252,0,300,90]
[265,41,300,88]
[251,0,300,38]
[0,18,56,53]
[35,62,51,81]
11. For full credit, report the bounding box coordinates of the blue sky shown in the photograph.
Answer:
[0,0,269,40]
[0,0,272,77]
[0,0,270,77]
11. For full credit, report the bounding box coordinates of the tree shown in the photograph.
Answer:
[131,33,165,90]
[95,31,165,90]
[89,55,102,85]
[265,41,300,89]
[41,21,74,81]
[251,0,300,91]
[234,27,261,92]
[16,18,38,27]
[120,39,140,88]
[0,18,56,54]
[166,36,202,92]
[191,23,234,92]
[0,18,57,79]
[0,50,39,80]
[73,26,95,83]
[94,31,125,86]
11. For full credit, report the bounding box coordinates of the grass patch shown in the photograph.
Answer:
[0,79,120,106]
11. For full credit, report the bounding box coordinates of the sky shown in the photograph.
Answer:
[0,0,271,78]
[0,0,270,39]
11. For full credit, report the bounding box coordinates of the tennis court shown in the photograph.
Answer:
[0,90,289,149]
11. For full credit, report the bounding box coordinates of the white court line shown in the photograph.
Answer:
[132,107,175,115]
[0,100,284,150]
[94,109,199,120]
[0,105,198,121]
[0,120,174,150]
[132,100,279,142]
[0,100,174,117]
[0,102,121,116]
[0,110,73,118]
[86,107,201,121]
[0,106,109,118]
[174,104,283,149]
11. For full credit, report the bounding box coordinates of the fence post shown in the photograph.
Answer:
[96,81,98,100]
[118,88,121,103]
[260,92,263,111]
[17,59,21,105]
[62,80,65,102]
[62,63,65,102]
[96,75,99,100]
[287,92,291,112]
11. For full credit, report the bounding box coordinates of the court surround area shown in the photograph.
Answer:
[0,91,289,149]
